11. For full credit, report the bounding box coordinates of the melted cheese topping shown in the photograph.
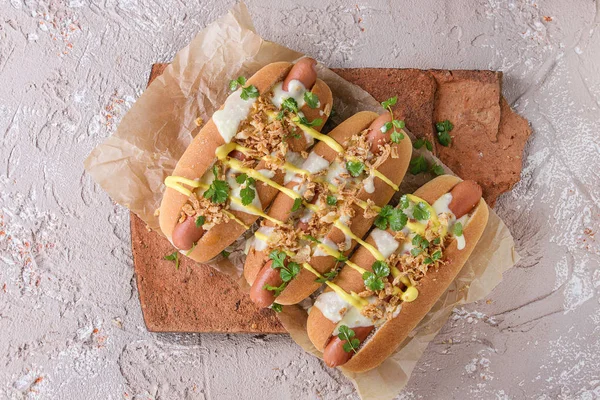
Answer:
[212,89,257,143]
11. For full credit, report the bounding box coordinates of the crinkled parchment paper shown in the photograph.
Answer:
[84,3,519,399]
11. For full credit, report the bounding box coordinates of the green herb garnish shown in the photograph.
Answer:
[429,163,445,176]
[338,325,361,353]
[195,215,205,227]
[298,115,323,127]
[203,178,230,204]
[315,269,338,283]
[304,91,319,108]
[453,222,463,236]
[412,202,431,221]
[291,197,302,212]
[380,96,405,143]
[236,174,256,206]
[229,76,246,91]
[435,120,453,146]
[271,303,283,313]
[362,260,390,291]
[409,155,429,175]
[221,250,230,258]
[346,161,365,177]
[326,195,337,206]
[305,235,321,243]
[413,138,433,151]
[229,76,259,100]
[282,97,299,114]
[164,251,180,270]
[374,205,407,231]
[399,195,409,209]
[269,250,300,282]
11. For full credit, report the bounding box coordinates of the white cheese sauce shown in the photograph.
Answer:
[332,296,380,335]
[313,237,338,257]
[254,226,275,251]
[301,152,329,174]
[284,151,305,185]
[326,162,348,186]
[227,170,262,214]
[363,172,375,193]
[271,80,307,110]
[431,192,471,250]
[257,169,275,180]
[314,292,348,324]
[370,229,399,258]
[212,89,257,143]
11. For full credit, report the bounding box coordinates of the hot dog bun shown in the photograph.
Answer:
[243,111,379,285]
[159,60,333,262]
[244,112,413,308]
[307,175,489,372]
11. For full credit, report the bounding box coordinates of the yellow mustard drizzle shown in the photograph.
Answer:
[334,220,385,261]
[404,194,446,236]
[165,176,203,197]
[229,198,284,226]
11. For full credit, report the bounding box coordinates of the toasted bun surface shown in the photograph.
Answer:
[159,62,333,262]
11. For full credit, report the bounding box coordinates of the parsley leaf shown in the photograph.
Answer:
[315,269,338,283]
[391,130,404,143]
[363,271,385,291]
[164,251,180,270]
[430,163,445,176]
[269,250,286,269]
[382,121,393,133]
[393,119,405,129]
[326,195,337,206]
[221,250,230,258]
[412,234,429,249]
[291,197,302,212]
[399,195,409,209]
[338,325,361,353]
[423,257,433,265]
[240,185,256,206]
[305,235,321,243]
[374,205,393,230]
[203,179,230,204]
[298,115,323,127]
[372,260,390,277]
[410,247,423,256]
[436,120,454,133]
[409,155,429,175]
[346,161,365,177]
[389,209,408,231]
[263,283,286,297]
[304,91,319,108]
[413,202,431,221]
[381,96,398,110]
[453,222,463,236]
[280,261,301,282]
[432,250,442,261]
[195,215,205,227]
[432,237,441,245]
[281,97,299,114]
[271,303,283,313]
[235,173,248,184]
[229,76,246,91]
[240,84,259,100]
[435,120,453,147]
[414,138,433,151]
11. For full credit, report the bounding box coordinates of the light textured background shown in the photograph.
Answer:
[1,0,599,399]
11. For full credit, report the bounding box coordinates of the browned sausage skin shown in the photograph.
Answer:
[171,216,205,251]
[283,58,317,91]
[321,180,483,368]
[171,59,320,251]
[249,260,282,308]
[323,326,373,368]
[365,113,393,154]
[449,180,483,218]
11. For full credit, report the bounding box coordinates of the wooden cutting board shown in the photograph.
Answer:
[132,64,531,334]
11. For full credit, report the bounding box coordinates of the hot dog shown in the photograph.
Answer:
[244,108,413,309]
[306,175,488,372]
[159,59,333,262]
